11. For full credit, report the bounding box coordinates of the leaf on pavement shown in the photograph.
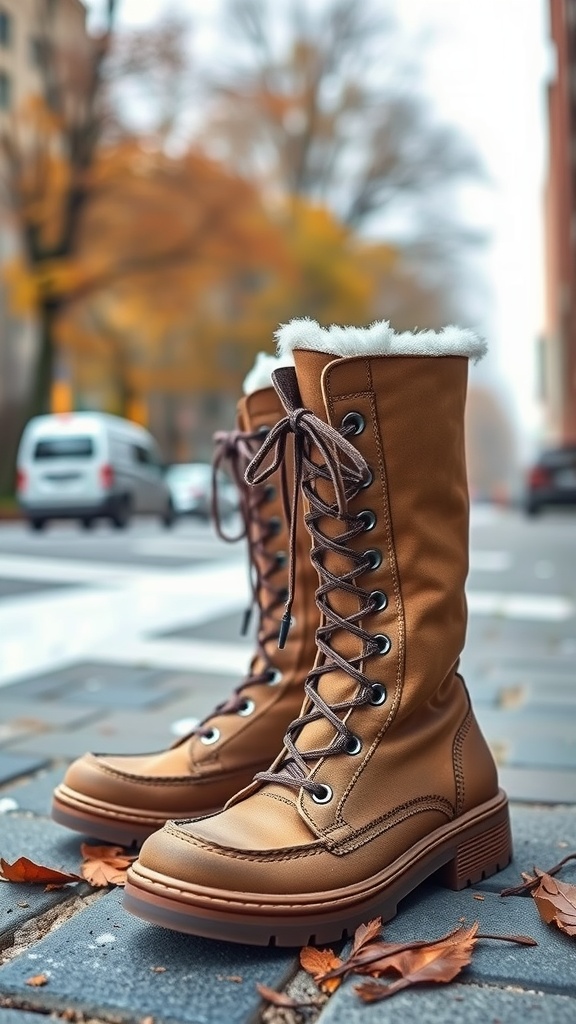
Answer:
[299,946,344,993]
[353,923,479,1002]
[501,852,576,897]
[532,872,576,937]
[0,856,81,885]
[25,974,49,987]
[80,843,136,888]
[350,917,384,957]
[256,983,324,1008]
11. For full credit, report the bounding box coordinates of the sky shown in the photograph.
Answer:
[86,0,551,452]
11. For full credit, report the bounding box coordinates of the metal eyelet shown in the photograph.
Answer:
[237,698,255,717]
[369,590,388,612]
[369,683,387,706]
[345,734,362,755]
[364,548,382,571]
[361,468,374,489]
[357,509,377,532]
[264,484,276,502]
[374,634,392,655]
[311,783,333,804]
[200,727,220,745]
[341,411,365,435]
[266,668,282,685]
[275,550,287,568]
[268,516,282,536]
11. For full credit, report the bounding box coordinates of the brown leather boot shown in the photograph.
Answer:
[124,321,512,944]
[51,355,319,845]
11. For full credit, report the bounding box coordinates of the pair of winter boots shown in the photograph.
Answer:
[52,320,511,947]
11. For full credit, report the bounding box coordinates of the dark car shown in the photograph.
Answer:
[524,445,576,515]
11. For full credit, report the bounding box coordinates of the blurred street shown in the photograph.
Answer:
[0,506,574,795]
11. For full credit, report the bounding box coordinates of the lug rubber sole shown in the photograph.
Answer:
[123,790,512,946]
[51,786,220,847]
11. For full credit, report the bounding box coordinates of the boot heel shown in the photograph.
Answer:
[438,810,512,890]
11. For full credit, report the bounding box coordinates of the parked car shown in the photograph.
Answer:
[165,462,238,521]
[16,412,175,531]
[524,445,576,515]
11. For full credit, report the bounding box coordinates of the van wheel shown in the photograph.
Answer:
[80,517,95,531]
[161,500,176,529]
[111,497,132,530]
[30,518,46,532]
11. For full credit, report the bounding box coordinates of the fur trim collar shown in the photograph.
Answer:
[275,318,486,363]
[242,351,294,395]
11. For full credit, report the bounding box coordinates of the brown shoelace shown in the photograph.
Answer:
[246,393,390,798]
[181,426,289,741]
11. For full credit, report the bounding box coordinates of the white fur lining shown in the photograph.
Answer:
[275,318,486,363]
[242,351,294,395]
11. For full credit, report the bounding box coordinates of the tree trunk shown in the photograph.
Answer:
[28,301,59,420]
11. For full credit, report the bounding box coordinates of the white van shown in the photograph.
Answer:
[16,412,175,531]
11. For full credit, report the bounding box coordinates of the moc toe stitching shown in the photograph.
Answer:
[162,823,323,862]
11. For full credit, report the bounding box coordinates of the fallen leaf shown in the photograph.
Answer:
[350,917,383,957]
[0,857,81,886]
[299,946,344,993]
[533,872,576,937]
[80,844,136,888]
[256,983,323,1008]
[150,967,166,973]
[501,851,576,897]
[25,974,49,987]
[353,923,479,1002]
[476,933,537,946]
[473,894,485,901]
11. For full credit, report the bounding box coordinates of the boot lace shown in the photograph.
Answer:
[183,425,288,742]
[246,399,388,799]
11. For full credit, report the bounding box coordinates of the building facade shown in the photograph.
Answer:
[545,0,576,442]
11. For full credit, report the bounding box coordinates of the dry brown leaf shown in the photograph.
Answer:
[501,851,576,897]
[533,871,576,937]
[0,857,81,886]
[299,946,344,993]
[80,843,136,888]
[354,923,479,1002]
[25,974,49,987]
[350,917,384,956]
[256,983,322,1008]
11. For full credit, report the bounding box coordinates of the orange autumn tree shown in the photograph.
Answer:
[223,198,397,357]
[55,142,289,415]
[0,0,118,420]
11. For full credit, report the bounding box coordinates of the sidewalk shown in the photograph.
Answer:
[1,610,575,1023]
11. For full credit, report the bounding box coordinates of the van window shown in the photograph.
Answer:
[133,444,152,465]
[33,437,94,460]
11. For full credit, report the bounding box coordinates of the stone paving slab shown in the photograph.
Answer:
[11,664,166,701]
[0,1011,63,1024]
[373,886,576,995]
[475,707,576,769]
[0,768,67,818]
[7,724,176,760]
[0,702,103,747]
[0,889,298,1024]
[475,803,576,893]
[316,980,576,1024]
[498,766,576,804]
[0,760,48,790]
[0,817,89,939]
